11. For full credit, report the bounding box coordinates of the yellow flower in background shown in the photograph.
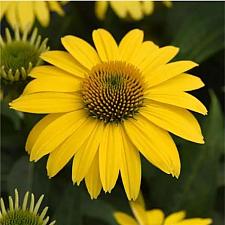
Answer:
[114,194,212,225]
[10,29,206,200]
[95,1,172,20]
[0,1,65,32]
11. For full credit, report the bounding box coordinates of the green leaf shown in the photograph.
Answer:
[168,2,224,63]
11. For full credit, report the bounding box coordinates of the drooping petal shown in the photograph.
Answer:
[47,117,97,178]
[34,1,49,27]
[126,2,143,20]
[120,128,141,200]
[85,152,102,199]
[147,209,165,225]
[119,29,144,62]
[48,1,64,15]
[124,116,180,178]
[148,73,204,92]
[144,61,198,87]
[99,124,122,193]
[0,2,9,20]
[40,51,87,78]
[110,2,127,18]
[92,29,119,61]
[26,113,62,154]
[17,1,34,31]
[145,91,207,115]
[10,92,83,114]
[5,3,17,29]
[95,1,108,20]
[114,212,139,225]
[72,121,103,185]
[142,1,154,15]
[164,211,186,225]
[61,35,100,70]
[140,101,204,143]
[30,110,87,161]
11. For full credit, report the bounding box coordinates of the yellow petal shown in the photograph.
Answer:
[40,51,87,78]
[164,211,186,225]
[145,91,207,115]
[99,124,121,193]
[47,117,97,178]
[149,73,204,92]
[119,29,144,62]
[145,61,198,87]
[29,65,79,79]
[147,209,165,225]
[61,35,100,70]
[48,1,64,16]
[139,46,179,72]
[120,128,141,200]
[95,1,108,20]
[26,114,62,154]
[140,102,204,143]
[110,2,127,18]
[10,92,83,114]
[174,218,212,225]
[17,1,34,32]
[34,1,49,27]
[0,2,9,20]
[130,41,159,67]
[30,110,86,161]
[114,212,139,225]
[163,1,172,8]
[126,2,143,20]
[85,152,102,199]
[142,1,154,15]
[72,121,103,184]
[23,76,81,94]
[130,199,148,225]
[6,2,17,29]
[92,29,119,61]
[124,116,180,178]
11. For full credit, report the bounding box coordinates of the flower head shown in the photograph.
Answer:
[10,29,207,200]
[0,1,65,32]
[0,27,49,83]
[114,194,212,225]
[0,189,56,225]
[95,1,172,20]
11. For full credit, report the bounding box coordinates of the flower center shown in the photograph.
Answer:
[0,41,39,74]
[82,61,144,123]
[0,209,44,225]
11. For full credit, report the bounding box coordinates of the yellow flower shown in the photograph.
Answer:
[0,1,65,32]
[95,1,172,20]
[114,194,212,225]
[10,29,207,200]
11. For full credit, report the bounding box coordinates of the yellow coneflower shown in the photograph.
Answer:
[95,1,172,20]
[10,29,207,200]
[0,189,56,225]
[0,1,65,32]
[114,194,212,225]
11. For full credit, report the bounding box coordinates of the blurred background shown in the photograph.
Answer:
[0,1,224,225]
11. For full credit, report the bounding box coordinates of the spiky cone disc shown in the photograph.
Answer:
[0,27,49,83]
[0,189,56,225]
